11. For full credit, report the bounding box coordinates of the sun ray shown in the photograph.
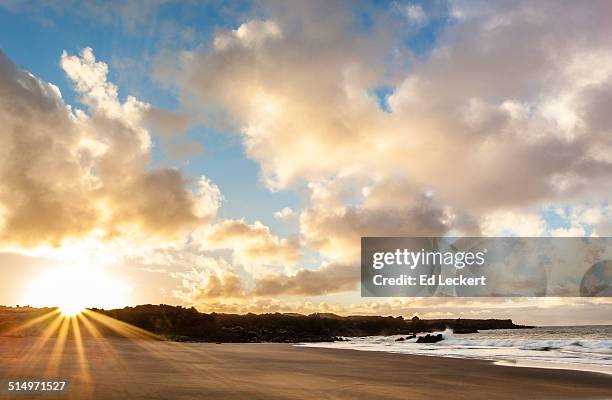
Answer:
[71,316,91,380]
[1,309,60,337]
[68,316,95,399]
[79,310,177,369]
[80,311,236,384]
[79,310,196,371]
[13,312,64,375]
[77,312,149,391]
[45,315,71,375]
[82,310,162,341]
[76,312,103,339]
[78,312,142,369]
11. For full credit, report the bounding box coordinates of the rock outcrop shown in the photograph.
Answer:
[416,334,444,343]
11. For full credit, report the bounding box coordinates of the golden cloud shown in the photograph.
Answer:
[0,48,221,248]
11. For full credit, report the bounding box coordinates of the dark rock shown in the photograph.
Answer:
[395,337,406,342]
[416,333,444,343]
[453,328,478,334]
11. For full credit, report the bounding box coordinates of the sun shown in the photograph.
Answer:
[59,302,86,317]
[22,266,130,315]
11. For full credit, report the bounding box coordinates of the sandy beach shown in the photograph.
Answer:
[0,337,610,400]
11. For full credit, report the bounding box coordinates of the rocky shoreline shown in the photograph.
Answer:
[94,305,533,343]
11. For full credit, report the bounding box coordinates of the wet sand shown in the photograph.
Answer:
[0,337,611,399]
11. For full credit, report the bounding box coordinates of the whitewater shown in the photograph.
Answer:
[298,325,612,375]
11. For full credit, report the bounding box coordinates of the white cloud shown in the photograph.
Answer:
[253,262,358,296]
[404,4,427,24]
[213,20,282,51]
[195,219,302,271]
[166,1,612,229]
[274,207,296,222]
[480,210,546,237]
[172,261,245,303]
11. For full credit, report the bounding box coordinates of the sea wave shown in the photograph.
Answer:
[297,326,612,375]
[442,337,612,354]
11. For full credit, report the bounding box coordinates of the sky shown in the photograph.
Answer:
[0,0,611,326]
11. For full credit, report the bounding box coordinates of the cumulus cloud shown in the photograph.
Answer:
[172,267,246,303]
[163,4,392,190]
[551,203,612,237]
[253,262,358,296]
[300,178,477,262]
[0,48,220,247]
[196,219,302,269]
[274,206,296,222]
[169,259,357,302]
[479,210,546,237]
[213,20,282,50]
[164,1,611,226]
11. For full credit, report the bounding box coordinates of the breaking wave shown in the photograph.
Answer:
[297,326,612,375]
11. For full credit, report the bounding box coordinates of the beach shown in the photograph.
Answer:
[1,337,611,400]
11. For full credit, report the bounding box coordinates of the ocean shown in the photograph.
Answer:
[298,325,612,375]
